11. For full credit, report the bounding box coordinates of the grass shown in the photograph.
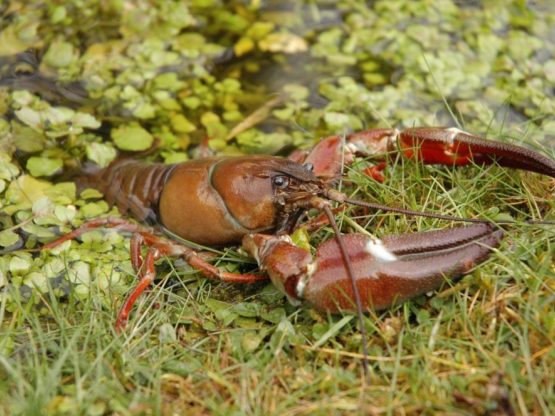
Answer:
[1,147,554,415]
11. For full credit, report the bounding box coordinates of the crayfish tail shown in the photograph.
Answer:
[78,159,175,223]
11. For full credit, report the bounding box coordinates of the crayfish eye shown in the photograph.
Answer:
[272,175,290,188]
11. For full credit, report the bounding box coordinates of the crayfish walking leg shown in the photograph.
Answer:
[43,217,266,329]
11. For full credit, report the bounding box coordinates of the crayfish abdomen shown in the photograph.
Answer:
[77,158,174,224]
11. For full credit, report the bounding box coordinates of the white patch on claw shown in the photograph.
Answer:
[445,127,466,143]
[365,238,397,262]
[346,142,359,154]
[295,261,317,299]
[391,128,400,143]
[279,235,294,243]
[249,246,261,265]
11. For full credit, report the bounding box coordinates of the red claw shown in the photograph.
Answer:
[244,224,503,313]
[399,127,555,177]
[293,127,555,183]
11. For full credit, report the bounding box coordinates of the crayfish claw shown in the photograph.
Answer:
[243,224,503,314]
[301,223,503,312]
[399,127,555,178]
[294,127,555,184]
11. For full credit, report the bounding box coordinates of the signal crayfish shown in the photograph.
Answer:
[43,126,555,337]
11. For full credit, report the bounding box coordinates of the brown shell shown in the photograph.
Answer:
[159,156,316,245]
[76,159,174,223]
[79,155,318,246]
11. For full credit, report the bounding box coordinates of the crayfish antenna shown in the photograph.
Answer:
[326,190,555,226]
[345,199,555,226]
[322,204,371,380]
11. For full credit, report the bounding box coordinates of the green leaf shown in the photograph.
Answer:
[32,196,54,216]
[111,124,153,151]
[270,318,296,353]
[182,96,201,109]
[67,261,91,285]
[73,112,101,129]
[15,108,42,130]
[201,112,227,140]
[0,155,20,180]
[312,316,353,348]
[0,230,20,248]
[261,308,286,324]
[324,112,350,130]
[161,359,202,377]
[45,182,76,204]
[272,106,294,120]
[13,129,45,153]
[241,332,263,353]
[5,175,52,212]
[24,271,49,293]
[26,157,63,177]
[86,142,117,168]
[43,258,65,278]
[236,130,292,154]
[153,73,185,91]
[171,114,196,134]
[158,323,177,343]
[79,201,109,218]
[131,102,156,119]
[50,6,67,24]
[0,23,39,55]
[283,84,309,101]
[544,60,555,83]
[258,32,308,54]
[291,227,311,251]
[234,37,254,56]
[246,22,275,40]
[163,152,188,164]
[233,302,261,318]
[9,256,31,274]
[21,223,56,238]
[54,205,76,223]
[12,90,35,107]
[43,40,77,68]
[80,188,103,199]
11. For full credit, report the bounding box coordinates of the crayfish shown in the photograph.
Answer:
[43,127,555,347]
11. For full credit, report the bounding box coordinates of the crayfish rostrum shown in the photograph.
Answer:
[43,127,555,333]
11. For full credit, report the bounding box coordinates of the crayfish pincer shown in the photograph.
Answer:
[42,127,555,333]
